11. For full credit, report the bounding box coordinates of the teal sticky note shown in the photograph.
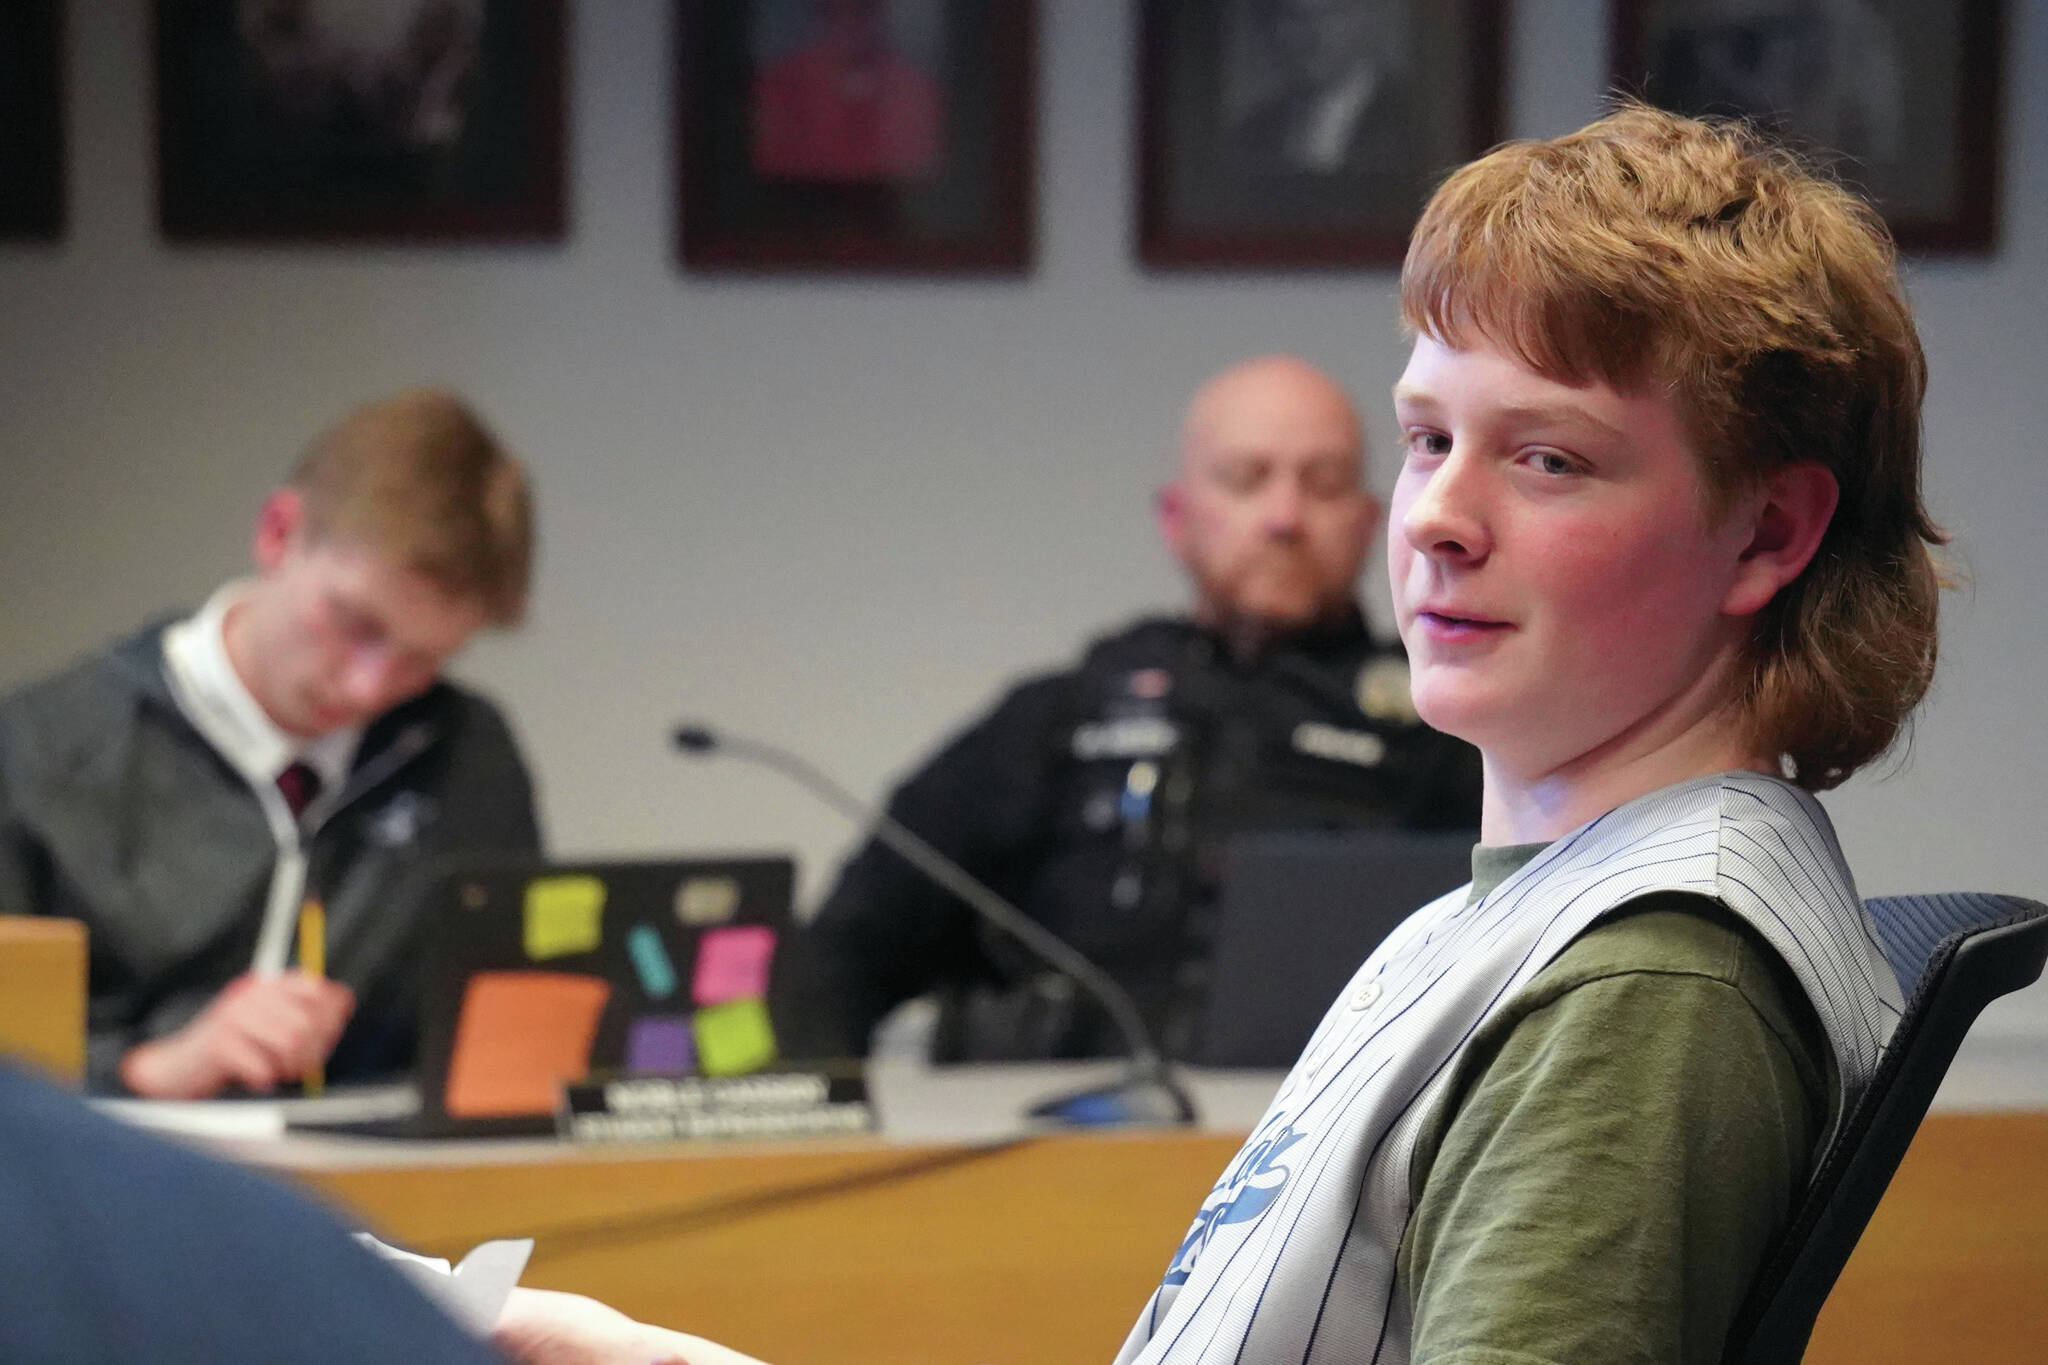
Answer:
[626,923,678,1001]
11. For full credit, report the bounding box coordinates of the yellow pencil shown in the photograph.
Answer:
[297,898,326,1097]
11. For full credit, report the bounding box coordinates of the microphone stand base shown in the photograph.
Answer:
[1025,1071,1199,1128]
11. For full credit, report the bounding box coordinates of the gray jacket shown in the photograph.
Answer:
[0,623,541,1090]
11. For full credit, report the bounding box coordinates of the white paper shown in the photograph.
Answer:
[91,1082,419,1143]
[354,1232,534,1335]
[91,1097,287,1142]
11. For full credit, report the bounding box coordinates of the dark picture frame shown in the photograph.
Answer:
[0,0,65,241]
[1138,0,1505,270]
[676,0,1036,272]
[155,0,567,243]
[1611,0,2004,254]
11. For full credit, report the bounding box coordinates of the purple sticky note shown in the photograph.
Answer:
[625,1015,695,1075]
[691,925,778,1006]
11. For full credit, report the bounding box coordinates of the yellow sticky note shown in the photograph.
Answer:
[523,875,605,961]
[693,998,778,1077]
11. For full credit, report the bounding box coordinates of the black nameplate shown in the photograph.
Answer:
[559,1069,874,1144]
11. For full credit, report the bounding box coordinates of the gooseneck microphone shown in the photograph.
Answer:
[672,722,1197,1127]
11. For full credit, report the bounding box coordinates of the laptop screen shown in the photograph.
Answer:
[1193,828,1474,1069]
[408,856,798,1133]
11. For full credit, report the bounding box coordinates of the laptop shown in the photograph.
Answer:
[291,855,799,1138]
[1190,828,1475,1069]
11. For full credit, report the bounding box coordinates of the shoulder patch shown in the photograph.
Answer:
[1355,657,1419,724]
[366,791,436,847]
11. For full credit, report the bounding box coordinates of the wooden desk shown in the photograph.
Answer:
[242,1065,2047,1364]
[0,916,85,1085]
[1808,1112,2048,1362]
[307,1129,1238,1364]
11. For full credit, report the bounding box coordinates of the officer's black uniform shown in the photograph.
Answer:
[801,607,1481,1062]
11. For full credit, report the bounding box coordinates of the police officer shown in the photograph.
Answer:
[804,356,1480,1061]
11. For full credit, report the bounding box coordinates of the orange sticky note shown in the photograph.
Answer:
[443,971,611,1118]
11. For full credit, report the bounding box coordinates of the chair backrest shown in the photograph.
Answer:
[1723,893,2048,1365]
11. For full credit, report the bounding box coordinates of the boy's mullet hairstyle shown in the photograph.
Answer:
[289,388,534,627]
[1400,101,1945,792]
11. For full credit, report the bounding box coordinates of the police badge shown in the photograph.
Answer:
[1355,656,1420,725]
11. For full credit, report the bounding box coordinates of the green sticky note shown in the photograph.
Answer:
[693,998,778,1077]
[523,875,605,961]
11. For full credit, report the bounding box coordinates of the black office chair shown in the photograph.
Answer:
[1723,892,2048,1365]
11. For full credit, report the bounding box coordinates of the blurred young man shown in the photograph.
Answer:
[0,388,540,1097]
[807,355,1479,1062]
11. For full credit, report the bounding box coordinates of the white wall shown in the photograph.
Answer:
[4,2,2045,1036]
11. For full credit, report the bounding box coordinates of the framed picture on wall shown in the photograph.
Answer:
[0,0,64,241]
[1611,0,2004,253]
[155,0,567,243]
[1138,0,1505,269]
[676,0,1036,271]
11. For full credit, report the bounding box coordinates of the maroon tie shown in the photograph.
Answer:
[276,761,321,820]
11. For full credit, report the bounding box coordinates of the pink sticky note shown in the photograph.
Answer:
[691,924,777,1006]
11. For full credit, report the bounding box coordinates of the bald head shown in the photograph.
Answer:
[1179,355,1364,473]
[1159,356,1377,638]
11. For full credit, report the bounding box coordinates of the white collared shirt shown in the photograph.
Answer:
[161,581,361,802]
[160,581,363,974]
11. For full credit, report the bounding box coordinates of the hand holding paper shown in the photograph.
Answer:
[354,1233,534,1336]
[492,1288,773,1365]
[358,1237,773,1363]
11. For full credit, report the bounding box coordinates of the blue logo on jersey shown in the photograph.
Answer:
[1162,1118,1306,1285]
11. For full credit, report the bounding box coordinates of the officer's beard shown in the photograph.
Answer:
[1193,552,1353,661]
[1205,600,1353,663]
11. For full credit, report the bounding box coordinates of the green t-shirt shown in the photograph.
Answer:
[1397,843,1838,1365]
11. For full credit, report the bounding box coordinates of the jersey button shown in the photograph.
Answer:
[1350,980,1382,1011]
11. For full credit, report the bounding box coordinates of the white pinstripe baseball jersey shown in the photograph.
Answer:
[1114,771,1903,1365]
